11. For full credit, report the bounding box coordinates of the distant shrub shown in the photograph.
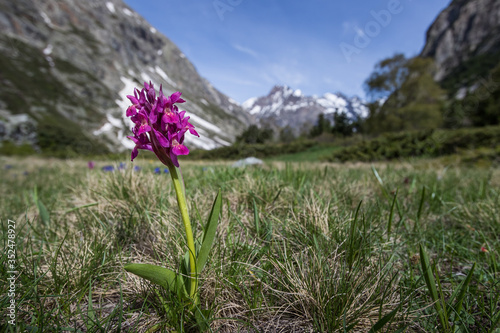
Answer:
[326,126,500,162]
[0,141,36,156]
[188,140,317,160]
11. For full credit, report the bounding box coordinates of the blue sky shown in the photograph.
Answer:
[123,0,451,104]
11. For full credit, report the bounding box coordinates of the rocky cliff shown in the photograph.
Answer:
[420,0,500,85]
[0,0,252,154]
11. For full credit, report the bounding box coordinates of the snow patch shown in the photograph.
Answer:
[93,122,113,136]
[127,69,135,77]
[200,99,209,106]
[157,49,163,56]
[185,135,220,150]
[123,8,133,16]
[43,44,53,56]
[242,97,257,109]
[318,93,348,114]
[293,89,302,97]
[121,135,135,149]
[154,66,176,87]
[140,72,157,87]
[323,93,348,107]
[350,97,369,118]
[214,137,231,146]
[106,114,123,128]
[105,2,116,13]
[282,86,294,98]
[179,53,186,58]
[40,11,52,25]
[249,105,261,115]
[115,76,137,128]
[188,114,222,133]
[228,98,239,105]
[150,27,156,34]
[94,76,138,147]
[283,102,309,112]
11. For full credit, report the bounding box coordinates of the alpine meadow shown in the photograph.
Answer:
[1,0,500,332]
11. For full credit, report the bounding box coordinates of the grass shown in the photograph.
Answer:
[266,144,341,162]
[0,156,499,332]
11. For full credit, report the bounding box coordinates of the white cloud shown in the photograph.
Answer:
[232,44,260,59]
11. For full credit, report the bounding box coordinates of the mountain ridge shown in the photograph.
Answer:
[242,85,368,135]
[0,0,252,154]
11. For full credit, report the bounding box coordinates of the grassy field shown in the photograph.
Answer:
[1,156,499,332]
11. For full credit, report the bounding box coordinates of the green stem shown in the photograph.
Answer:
[167,162,197,300]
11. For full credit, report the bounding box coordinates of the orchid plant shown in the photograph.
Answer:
[123,82,222,307]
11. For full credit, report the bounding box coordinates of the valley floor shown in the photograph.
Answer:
[1,156,499,332]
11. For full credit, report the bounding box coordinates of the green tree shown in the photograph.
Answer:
[236,125,273,144]
[469,61,500,126]
[309,113,331,137]
[331,112,353,137]
[279,126,296,143]
[364,55,445,133]
[364,53,408,101]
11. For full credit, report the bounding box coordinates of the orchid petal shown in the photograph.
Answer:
[153,128,170,147]
[131,147,138,161]
[172,143,189,156]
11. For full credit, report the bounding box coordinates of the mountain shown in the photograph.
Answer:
[0,0,252,155]
[242,85,368,134]
[420,0,500,91]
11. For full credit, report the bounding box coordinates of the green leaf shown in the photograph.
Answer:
[347,201,362,268]
[194,307,212,331]
[490,309,500,332]
[371,165,389,197]
[371,165,384,186]
[416,186,426,225]
[124,263,186,296]
[253,198,260,236]
[196,189,222,273]
[419,244,449,331]
[33,186,50,226]
[448,262,476,315]
[368,306,399,333]
[87,281,96,330]
[180,250,192,296]
[387,189,397,238]
[64,202,98,214]
[37,200,50,226]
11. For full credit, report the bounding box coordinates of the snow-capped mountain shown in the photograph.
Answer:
[0,0,252,154]
[242,85,368,134]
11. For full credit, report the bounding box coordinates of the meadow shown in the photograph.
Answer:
[0,155,499,332]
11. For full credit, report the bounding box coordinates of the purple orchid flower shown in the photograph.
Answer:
[125,82,198,167]
[178,112,200,137]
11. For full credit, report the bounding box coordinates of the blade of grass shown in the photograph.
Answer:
[33,186,50,226]
[368,305,399,333]
[196,189,222,273]
[419,244,450,331]
[447,262,476,315]
[253,198,260,237]
[64,202,98,214]
[387,189,398,239]
[416,186,426,227]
